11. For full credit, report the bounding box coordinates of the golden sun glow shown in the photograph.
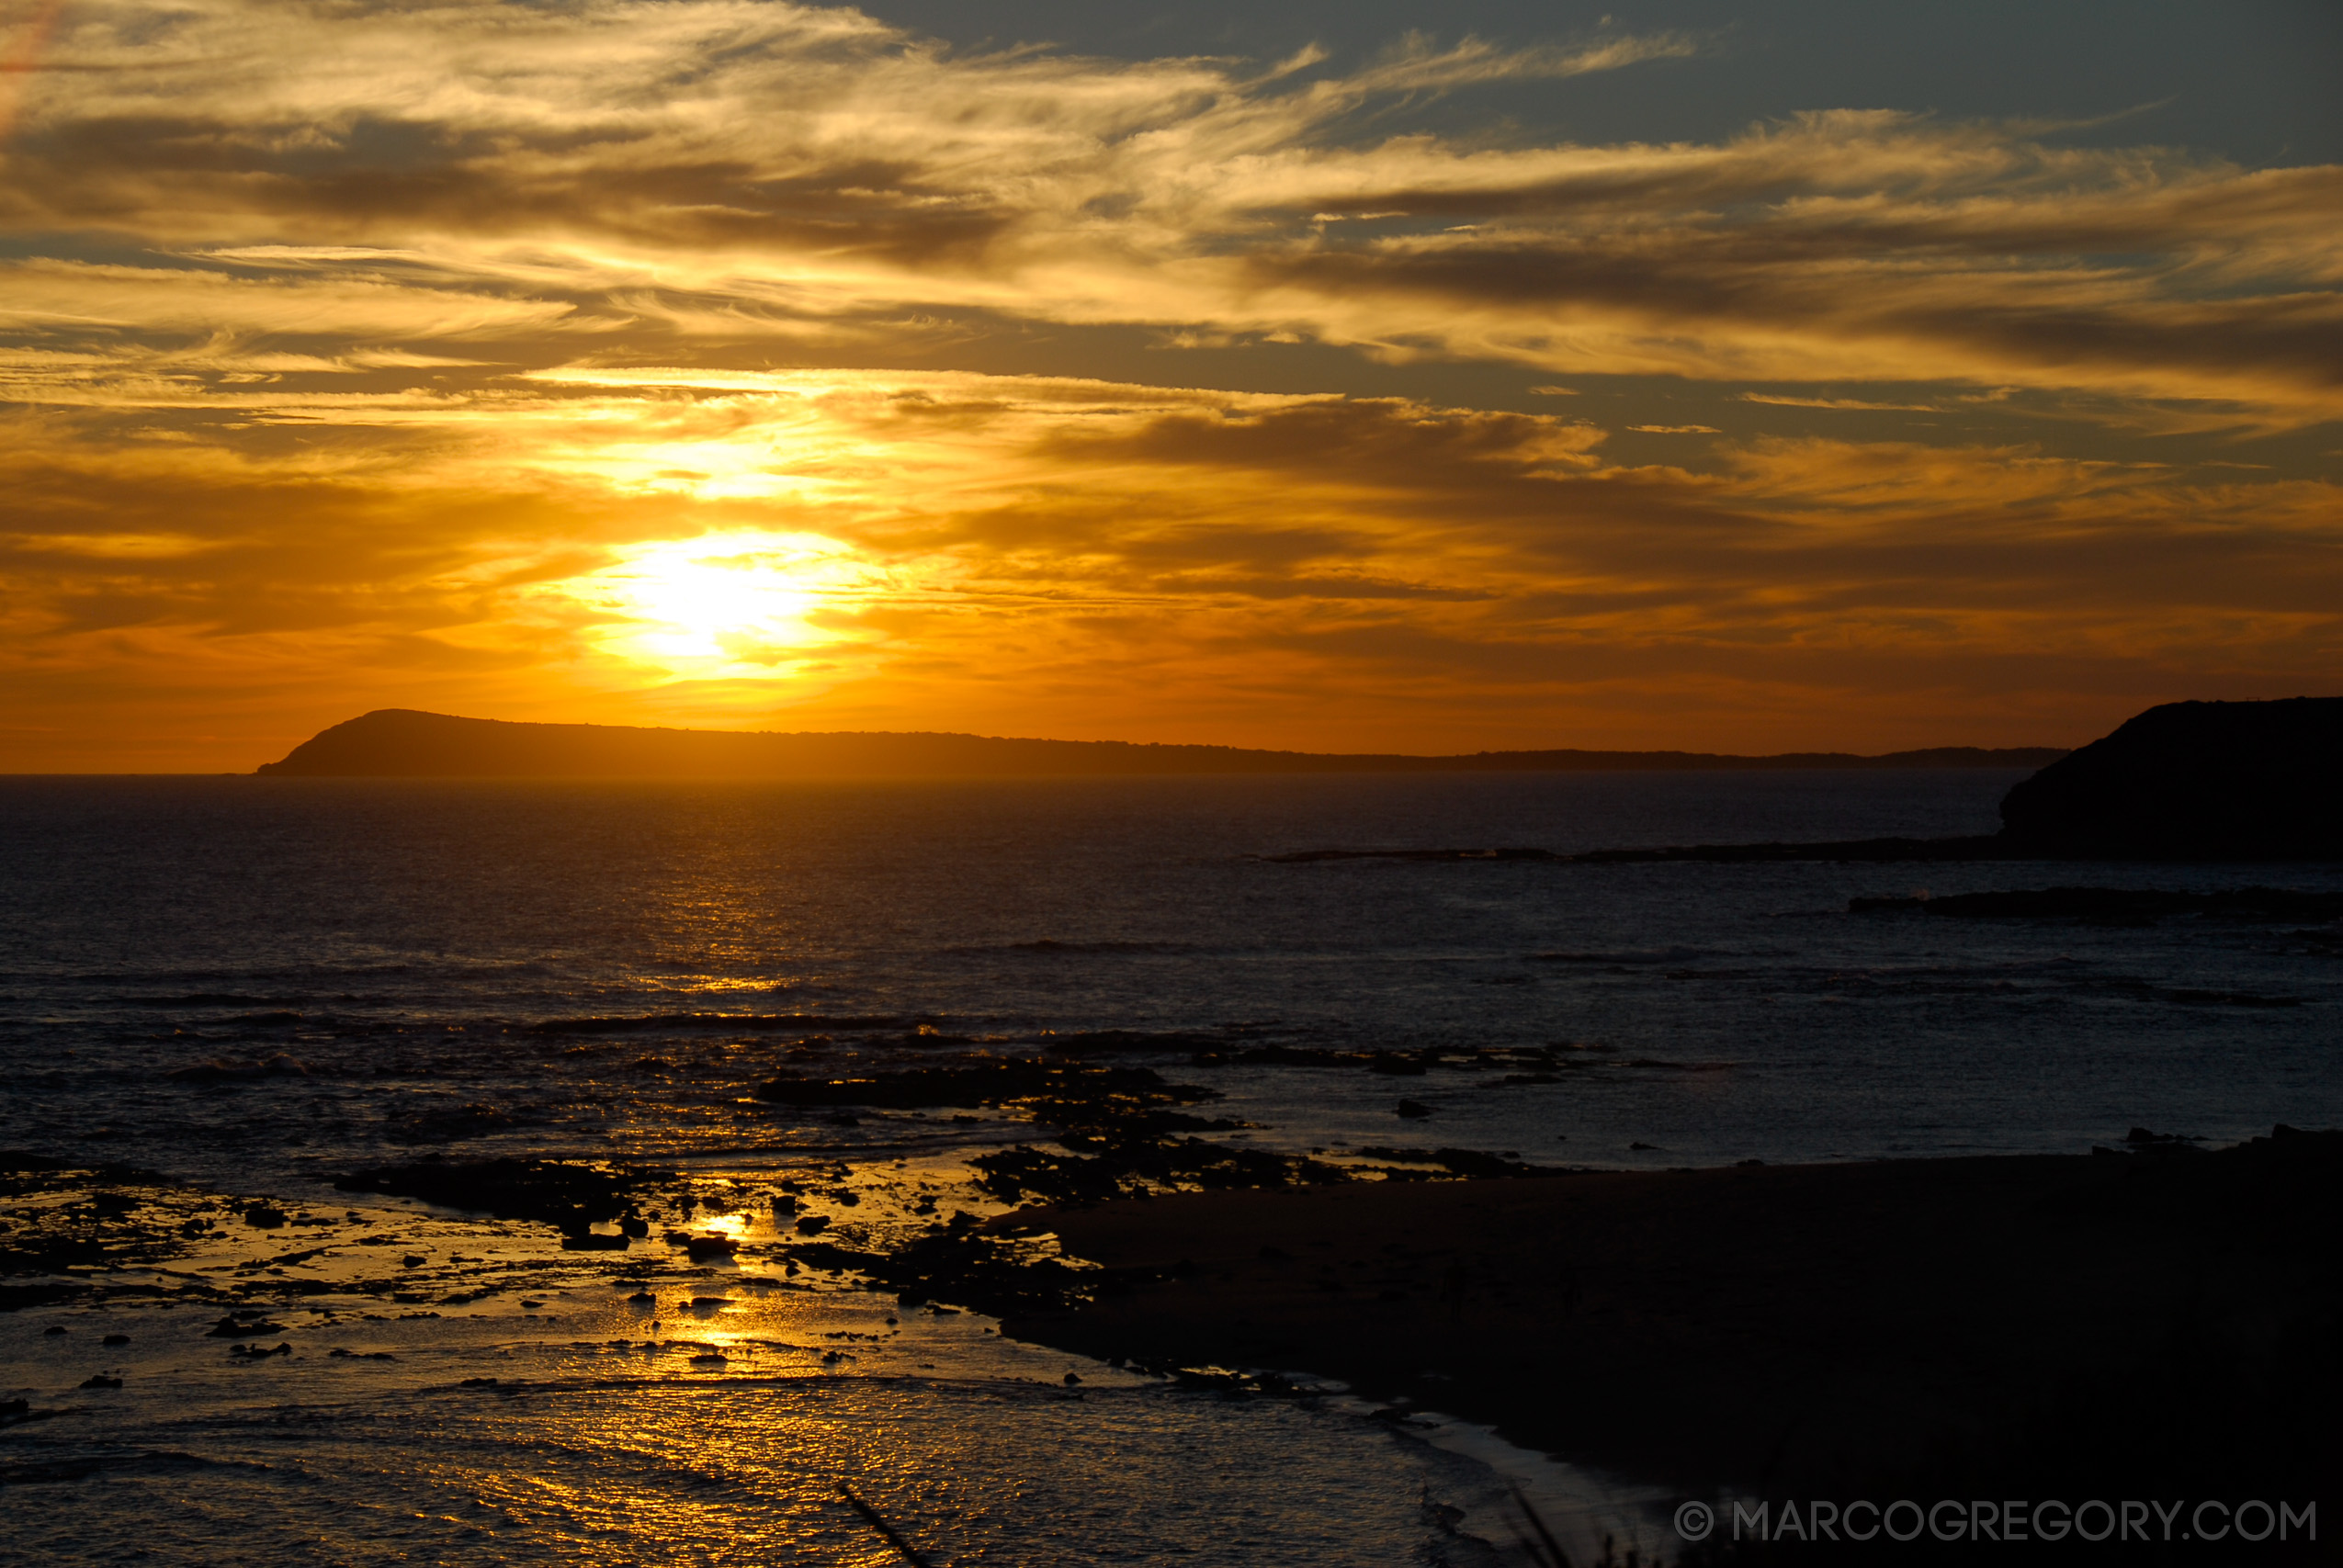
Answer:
[549,531,877,679]
[2,0,2337,768]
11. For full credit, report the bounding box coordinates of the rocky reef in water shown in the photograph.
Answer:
[1998,696,2342,859]
[1260,696,2342,863]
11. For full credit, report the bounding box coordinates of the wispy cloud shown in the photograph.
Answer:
[1742,393,1944,412]
[1,2,2332,423]
[3,367,2336,763]
[0,0,2337,764]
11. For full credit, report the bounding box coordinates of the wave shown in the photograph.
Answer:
[522,1012,912,1036]
[1527,947,1728,965]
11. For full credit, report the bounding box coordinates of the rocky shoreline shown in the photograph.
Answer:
[982,1131,2341,1510]
[11,1102,2337,1541]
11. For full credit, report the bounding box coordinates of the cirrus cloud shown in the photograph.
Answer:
[0,0,2337,767]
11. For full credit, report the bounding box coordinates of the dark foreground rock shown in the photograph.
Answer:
[0,1153,206,1287]
[990,1129,2342,1513]
[331,1157,665,1231]
[1999,695,2343,858]
[753,1059,1216,1114]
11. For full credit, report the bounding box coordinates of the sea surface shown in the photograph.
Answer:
[3,772,2338,1564]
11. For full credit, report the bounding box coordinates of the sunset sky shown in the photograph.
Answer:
[2,0,2337,769]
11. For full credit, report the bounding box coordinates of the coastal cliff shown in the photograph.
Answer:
[2000,696,2343,859]
[253,708,2064,779]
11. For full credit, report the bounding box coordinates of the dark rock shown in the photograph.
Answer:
[1395,1100,1432,1120]
[1999,696,2343,859]
[795,1214,832,1235]
[684,1235,737,1261]
[1567,835,2009,865]
[332,1157,664,1229]
[968,1136,1346,1205]
[101,1334,129,1346]
[561,1232,630,1251]
[243,1204,288,1228]
[41,1325,66,1336]
[78,1374,122,1389]
[754,1059,1213,1113]
[1352,1146,1558,1179]
[792,1226,1106,1318]
[207,1314,286,1337]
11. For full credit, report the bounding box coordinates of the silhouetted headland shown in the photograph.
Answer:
[1262,697,2341,863]
[255,698,2340,859]
[253,708,2066,779]
[2000,695,2343,858]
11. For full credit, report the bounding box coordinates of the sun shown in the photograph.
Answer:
[626,547,809,657]
[555,530,874,675]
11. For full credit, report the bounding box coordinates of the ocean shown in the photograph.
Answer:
[4,771,2338,1563]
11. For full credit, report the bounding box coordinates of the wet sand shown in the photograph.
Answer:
[994,1131,2341,1499]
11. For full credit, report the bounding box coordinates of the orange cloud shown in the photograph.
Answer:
[2,370,2335,767]
[0,1,2337,766]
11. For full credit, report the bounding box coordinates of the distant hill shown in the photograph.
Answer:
[254,709,2068,778]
